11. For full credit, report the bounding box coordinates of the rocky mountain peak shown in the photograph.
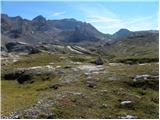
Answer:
[32,15,46,23]
[113,28,131,38]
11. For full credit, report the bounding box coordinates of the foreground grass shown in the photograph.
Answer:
[1,80,38,115]
[1,52,159,118]
[1,74,60,115]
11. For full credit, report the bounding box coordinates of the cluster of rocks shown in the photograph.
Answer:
[1,112,20,119]
[4,98,55,119]
[1,52,20,65]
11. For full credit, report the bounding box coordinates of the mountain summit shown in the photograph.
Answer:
[113,28,131,38]
[1,14,107,45]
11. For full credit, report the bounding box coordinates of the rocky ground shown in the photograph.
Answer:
[1,51,159,119]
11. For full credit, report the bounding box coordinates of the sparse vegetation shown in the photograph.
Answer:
[1,52,159,118]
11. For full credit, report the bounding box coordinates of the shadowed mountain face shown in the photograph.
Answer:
[1,14,108,45]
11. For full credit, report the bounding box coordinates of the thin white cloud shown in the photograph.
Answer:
[87,8,157,33]
[51,11,65,16]
[93,14,157,34]
[70,3,158,34]
[72,3,123,33]
[87,15,120,23]
[121,14,157,31]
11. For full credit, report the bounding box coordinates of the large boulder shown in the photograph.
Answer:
[95,56,104,65]
[5,42,40,54]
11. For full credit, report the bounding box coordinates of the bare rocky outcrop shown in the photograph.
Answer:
[3,65,55,84]
[5,42,41,54]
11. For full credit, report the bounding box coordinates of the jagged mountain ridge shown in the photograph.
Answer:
[1,14,108,45]
[1,14,159,57]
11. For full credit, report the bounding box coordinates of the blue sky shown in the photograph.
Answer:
[1,1,158,34]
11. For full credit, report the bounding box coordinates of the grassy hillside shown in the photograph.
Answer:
[98,32,159,63]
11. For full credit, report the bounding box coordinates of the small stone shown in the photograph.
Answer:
[108,76,117,81]
[56,66,61,68]
[100,90,108,92]
[95,56,104,65]
[64,65,71,69]
[120,101,133,107]
[101,104,108,108]
[86,81,96,88]
[133,74,150,81]
[121,101,132,105]
[14,115,20,119]
[38,101,41,104]
[49,83,62,90]
[108,115,112,119]
[121,115,137,119]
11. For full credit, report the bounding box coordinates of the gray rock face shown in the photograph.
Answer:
[4,65,55,84]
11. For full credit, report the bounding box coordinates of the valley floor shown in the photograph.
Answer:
[1,52,159,119]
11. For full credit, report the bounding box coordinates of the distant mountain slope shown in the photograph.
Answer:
[101,31,159,60]
[1,14,108,45]
[1,14,159,60]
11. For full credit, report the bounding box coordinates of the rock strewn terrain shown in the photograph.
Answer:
[1,52,159,119]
